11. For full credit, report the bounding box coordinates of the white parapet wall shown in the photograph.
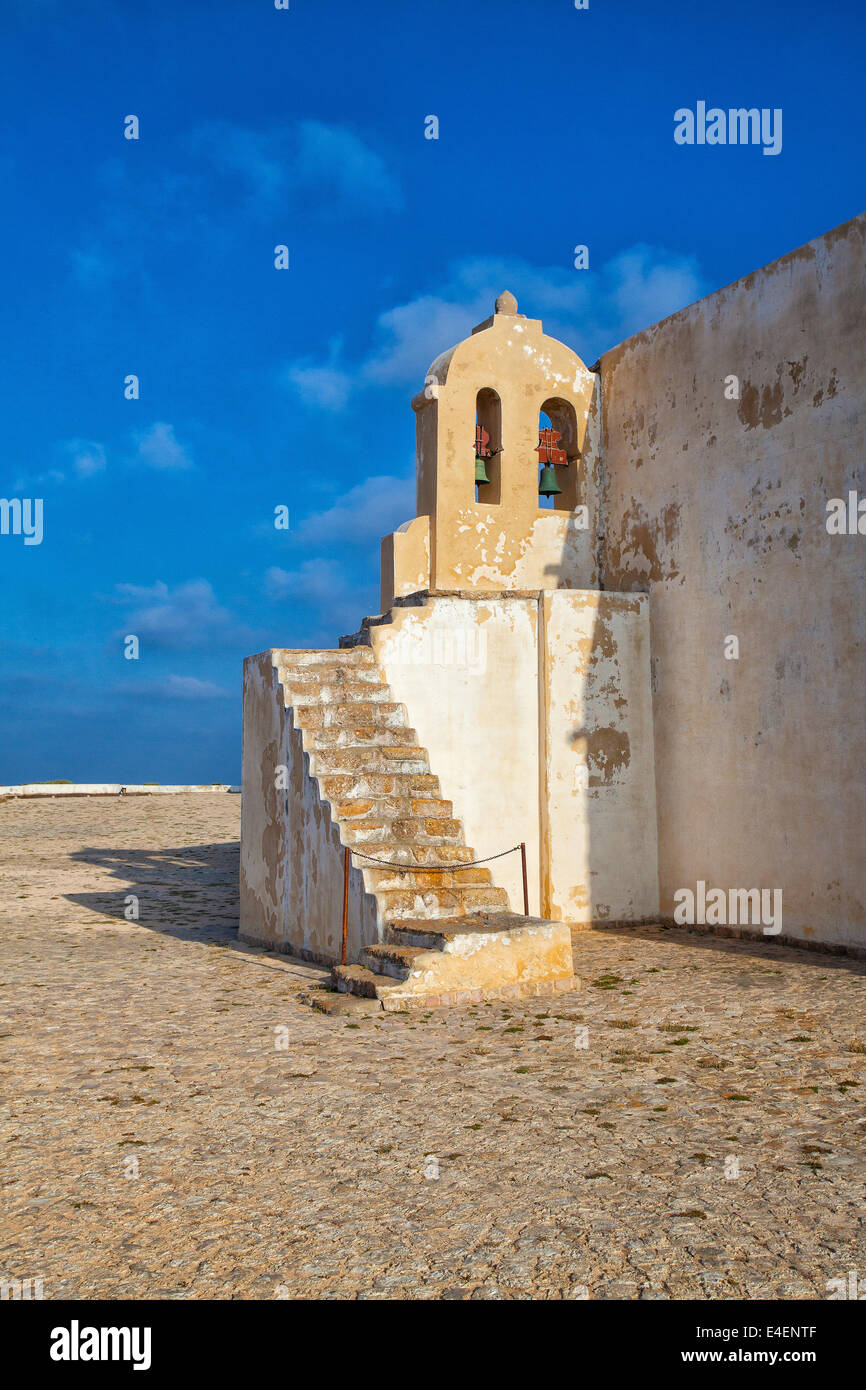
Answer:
[1,784,240,797]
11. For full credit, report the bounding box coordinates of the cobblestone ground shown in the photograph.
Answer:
[1,794,864,1300]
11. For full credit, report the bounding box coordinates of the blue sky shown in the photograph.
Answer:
[1,0,863,782]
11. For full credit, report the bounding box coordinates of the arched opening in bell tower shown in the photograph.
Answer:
[537,398,579,512]
[474,388,502,505]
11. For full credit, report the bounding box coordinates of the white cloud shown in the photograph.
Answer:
[265,558,353,604]
[66,439,107,477]
[293,475,415,546]
[188,118,402,217]
[112,579,251,651]
[11,466,65,492]
[16,425,194,492]
[286,359,354,411]
[283,246,707,409]
[295,120,402,214]
[70,119,401,292]
[604,246,705,334]
[264,558,372,637]
[134,422,193,471]
[114,674,231,701]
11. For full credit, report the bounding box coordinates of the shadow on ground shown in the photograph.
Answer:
[578,920,866,980]
[67,840,240,945]
[63,839,327,982]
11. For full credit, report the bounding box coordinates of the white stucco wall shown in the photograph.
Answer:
[371,592,658,923]
[371,596,540,914]
[541,590,659,922]
[599,212,866,949]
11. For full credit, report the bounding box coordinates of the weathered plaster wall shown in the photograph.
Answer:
[381,515,430,611]
[371,596,540,914]
[541,591,659,923]
[371,591,658,923]
[240,652,285,945]
[599,212,866,948]
[240,652,379,960]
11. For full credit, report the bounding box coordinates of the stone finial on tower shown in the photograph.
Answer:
[494,290,518,315]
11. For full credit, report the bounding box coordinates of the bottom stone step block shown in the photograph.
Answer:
[303,987,382,1017]
[332,962,399,1000]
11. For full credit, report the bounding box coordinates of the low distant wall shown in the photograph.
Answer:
[1,784,240,797]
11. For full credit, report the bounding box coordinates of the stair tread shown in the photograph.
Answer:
[389,911,539,938]
[364,943,429,963]
[347,842,474,855]
[334,962,393,983]
[332,963,400,997]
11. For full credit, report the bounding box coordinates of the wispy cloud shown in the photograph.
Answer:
[264,557,374,637]
[283,246,707,409]
[265,558,354,604]
[70,118,401,287]
[66,439,107,477]
[134,422,193,471]
[286,337,354,410]
[188,118,403,217]
[111,580,254,652]
[14,423,194,492]
[293,475,415,547]
[113,673,232,701]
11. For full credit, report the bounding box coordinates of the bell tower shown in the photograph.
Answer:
[381,291,599,609]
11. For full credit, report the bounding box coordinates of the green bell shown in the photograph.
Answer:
[538,464,562,497]
[475,454,491,486]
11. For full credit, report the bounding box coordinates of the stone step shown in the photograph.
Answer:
[332,963,399,1000]
[378,885,510,919]
[330,796,454,822]
[294,702,407,730]
[348,842,477,866]
[309,747,430,776]
[339,817,463,845]
[361,864,493,891]
[275,647,376,668]
[360,942,429,980]
[280,664,384,686]
[386,911,525,949]
[289,681,392,706]
[304,725,420,749]
[304,987,382,1016]
[318,772,442,800]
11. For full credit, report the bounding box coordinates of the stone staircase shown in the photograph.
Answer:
[276,646,576,1013]
[278,646,509,918]
[329,911,577,1015]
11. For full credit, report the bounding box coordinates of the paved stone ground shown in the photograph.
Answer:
[1,793,864,1300]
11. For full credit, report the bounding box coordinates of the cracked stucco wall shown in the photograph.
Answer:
[598,212,866,948]
[372,591,659,923]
